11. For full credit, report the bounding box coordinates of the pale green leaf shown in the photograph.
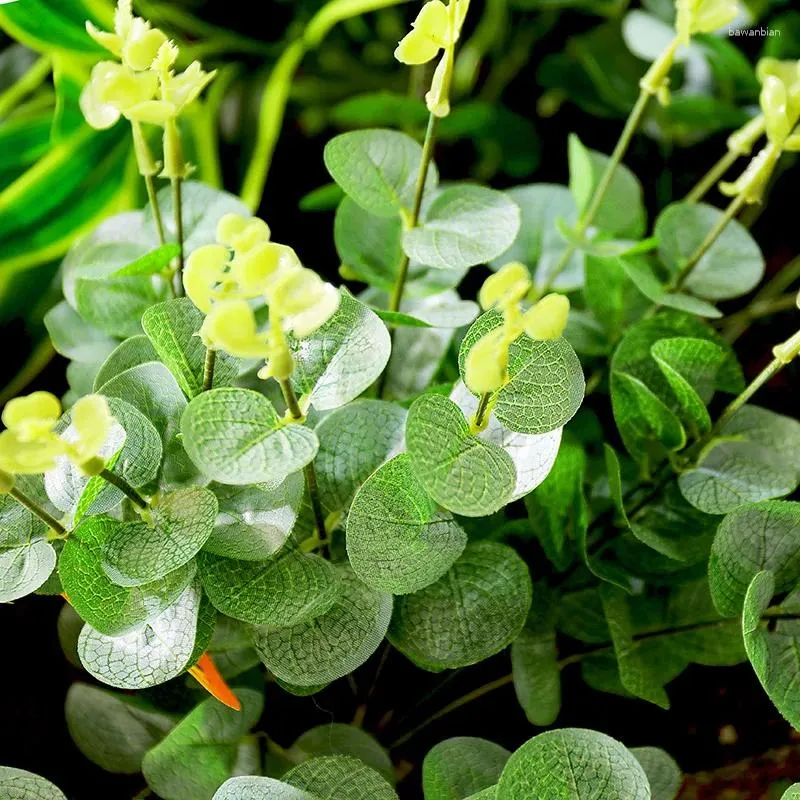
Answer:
[198,550,339,627]
[497,728,650,800]
[423,738,510,800]
[655,202,764,300]
[407,394,516,517]
[252,567,392,686]
[290,290,391,411]
[347,453,467,594]
[213,777,317,800]
[0,767,66,800]
[285,755,398,800]
[112,244,180,277]
[93,335,160,389]
[404,185,521,271]
[324,129,438,218]
[388,542,532,671]
[631,747,681,800]
[65,683,175,774]
[182,388,319,485]
[142,688,264,800]
[44,300,115,363]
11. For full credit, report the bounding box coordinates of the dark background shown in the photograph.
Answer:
[2,0,800,796]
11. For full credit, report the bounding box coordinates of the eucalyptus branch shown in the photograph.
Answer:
[99,468,148,509]
[540,89,651,294]
[8,486,66,537]
[278,378,328,546]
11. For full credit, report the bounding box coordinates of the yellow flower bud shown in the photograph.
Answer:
[2,392,61,442]
[676,0,739,46]
[523,293,570,340]
[200,300,271,359]
[0,431,65,475]
[231,242,300,298]
[86,21,122,57]
[270,269,341,339]
[479,262,531,311]
[395,1,450,65]
[231,219,272,253]
[216,213,251,246]
[184,244,231,313]
[69,395,113,466]
[719,143,782,204]
[79,61,159,130]
[464,329,508,395]
[761,75,792,144]
[164,61,216,110]
[122,21,167,71]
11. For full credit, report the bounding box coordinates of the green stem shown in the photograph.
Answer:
[669,194,747,292]
[684,149,739,204]
[278,379,327,546]
[99,468,148,510]
[9,487,66,537]
[145,173,166,246]
[388,113,439,314]
[202,348,216,392]
[718,293,798,342]
[0,55,52,118]
[171,177,186,297]
[541,88,651,294]
[472,392,492,431]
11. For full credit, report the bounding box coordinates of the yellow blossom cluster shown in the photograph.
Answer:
[0,393,113,478]
[185,214,340,381]
[464,263,570,396]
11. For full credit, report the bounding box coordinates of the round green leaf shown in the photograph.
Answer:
[93,335,159,389]
[347,454,467,594]
[407,394,516,517]
[631,747,681,800]
[388,542,532,670]
[65,683,175,774]
[403,185,521,271]
[102,487,218,585]
[423,738,510,800]
[181,388,319,485]
[655,202,764,300]
[0,767,66,800]
[315,400,406,513]
[323,129,438,218]
[205,475,304,560]
[459,312,584,435]
[252,567,392,686]
[198,550,340,627]
[213,777,318,800]
[285,755,398,800]
[290,290,391,411]
[497,728,650,800]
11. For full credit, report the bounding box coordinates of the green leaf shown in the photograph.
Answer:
[423,738,510,800]
[290,290,391,411]
[492,184,583,291]
[459,312,585,435]
[404,185,521,271]
[112,244,181,277]
[497,728,650,800]
[0,0,107,55]
[146,181,252,253]
[450,382,563,502]
[142,298,239,398]
[782,786,800,800]
[525,435,586,572]
[0,767,66,800]
[324,128,438,218]
[600,584,671,708]
[65,683,174,774]
[252,567,392,686]
[630,747,682,800]
[142,688,264,800]
[77,580,210,690]
[373,308,433,328]
[511,585,561,726]
[406,394,517,517]
[0,491,55,602]
[93,335,160,389]
[182,388,319,485]
[568,134,646,238]
[709,501,800,617]
[288,725,394,785]
[388,542,532,671]
[584,255,650,337]
[347,453,467,594]
[680,406,800,515]
[213,778,317,800]
[45,397,162,516]
[44,301,116,363]
[205,475,304,560]
[198,550,339,627]
[285,756,397,800]
[315,400,406,513]
[59,516,195,636]
[102,487,218,585]
[655,202,764,300]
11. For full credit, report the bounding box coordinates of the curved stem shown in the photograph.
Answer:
[145,174,167,246]
[684,149,739,204]
[99,468,148,509]
[171,177,186,297]
[9,486,66,537]
[202,348,216,392]
[471,392,492,432]
[541,88,651,294]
